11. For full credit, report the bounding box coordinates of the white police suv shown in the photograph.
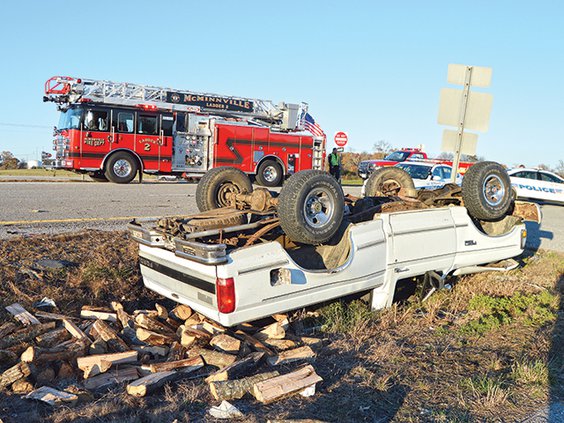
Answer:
[507,168,564,205]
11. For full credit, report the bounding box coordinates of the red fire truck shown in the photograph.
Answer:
[43,76,325,185]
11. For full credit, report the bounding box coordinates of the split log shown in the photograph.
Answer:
[300,337,323,349]
[21,341,87,364]
[210,371,279,401]
[5,303,40,326]
[252,365,323,404]
[155,303,168,320]
[89,339,108,355]
[192,348,237,368]
[167,342,186,362]
[181,325,212,341]
[126,370,176,397]
[57,361,75,379]
[35,328,72,348]
[171,304,193,321]
[165,317,181,330]
[267,346,315,366]
[271,314,289,323]
[77,351,137,379]
[24,386,78,406]
[116,309,134,329]
[263,339,297,351]
[210,334,241,354]
[201,321,225,335]
[0,322,18,338]
[131,345,168,357]
[0,362,32,390]
[92,320,128,352]
[80,308,117,322]
[0,350,18,365]
[84,367,139,391]
[146,356,204,373]
[11,378,34,394]
[110,301,124,311]
[135,314,176,336]
[0,322,56,349]
[205,352,265,383]
[254,320,286,341]
[133,309,159,319]
[63,318,92,343]
[184,313,203,326]
[136,328,175,346]
[234,330,275,356]
[35,311,78,321]
[180,329,196,348]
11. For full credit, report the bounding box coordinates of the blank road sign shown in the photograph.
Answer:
[437,88,493,132]
[441,130,478,156]
[447,64,492,87]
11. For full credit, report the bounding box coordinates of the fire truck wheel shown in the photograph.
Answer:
[88,171,108,182]
[278,170,344,245]
[196,167,253,212]
[462,161,512,221]
[256,160,283,187]
[364,167,416,198]
[104,152,139,184]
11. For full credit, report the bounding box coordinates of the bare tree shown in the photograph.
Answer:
[537,163,550,170]
[372,140,393,153]
[555,160,564,178]
[437,152,454,160]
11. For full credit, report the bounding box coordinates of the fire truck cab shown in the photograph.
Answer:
[46,77,325,185]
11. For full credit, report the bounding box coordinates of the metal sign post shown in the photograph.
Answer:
[450,66,473,183]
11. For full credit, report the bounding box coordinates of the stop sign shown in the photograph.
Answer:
[334,131,348,147]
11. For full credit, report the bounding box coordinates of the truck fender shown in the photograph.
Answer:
[253,155,286,176]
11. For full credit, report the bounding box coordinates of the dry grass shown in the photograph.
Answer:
[0,232,562,422]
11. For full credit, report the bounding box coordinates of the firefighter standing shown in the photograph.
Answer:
[328,148,341,181]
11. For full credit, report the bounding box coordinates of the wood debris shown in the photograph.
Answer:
[5,303,40,326]
[252,365,323,403]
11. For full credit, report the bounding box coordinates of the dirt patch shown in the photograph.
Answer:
[0,232,562,422]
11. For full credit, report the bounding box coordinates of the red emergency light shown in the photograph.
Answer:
[137,104,158,111]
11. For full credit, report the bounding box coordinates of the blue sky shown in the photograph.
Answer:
[0,0,562,168]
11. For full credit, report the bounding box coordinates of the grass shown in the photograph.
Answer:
[0,168,78,177]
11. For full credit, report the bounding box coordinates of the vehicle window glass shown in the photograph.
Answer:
[411,153,424,160]
[138,114,157,135]
[539,172,561,183]
[175,113,186,132]
[84,109,108,131]
[58,107,83,130]
[432,167,443,179]
[513,171,536,180]
[442,167,452,179]
[117,112,134,133]
[397,164,431,179]
[384,151,409,161]
[162,114,174,136]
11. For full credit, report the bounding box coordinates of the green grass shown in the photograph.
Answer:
[341,178,364,186]
[0,168,78,177]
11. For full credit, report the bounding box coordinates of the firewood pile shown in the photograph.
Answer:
[0,301,323,408]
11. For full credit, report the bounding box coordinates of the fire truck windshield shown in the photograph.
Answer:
[58,107,83,130]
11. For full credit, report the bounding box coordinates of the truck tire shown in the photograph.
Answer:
[256,159,283,187]
[196,167,253,212]
[104,152,139,184]
[462,161,512,221]
[364,167,416,198]
[278,170,344,245]
[88,171,109,182]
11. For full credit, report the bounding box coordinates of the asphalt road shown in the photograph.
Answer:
[0,181,563,252]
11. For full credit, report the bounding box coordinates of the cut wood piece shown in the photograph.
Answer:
[80,308,117,322]
[0,362,32,390]
[209,371,279,401]
[136,328,175,346]
[183,325,212,340]
[133,309,159,319]
[171,304,193,321]
[201,321,225,335]
[254,320,287,341]
[92,320,128,352]
[135,314,176,336]
[21,341,87,364]
[205,352,265,383]
[193,348,237,368]
[110,301,124,311]
[234,330,275,356]
[252,365,323,404]
[126,370,176,397]
[89,339,108,355]
[0,350,18,365]
[131,345,168,357]
[0,322,18,338]
[167,342,186,362]
[11,378,34,394]
[300,337,323,349]
[84,367,139,390]
[210,334,241,354]
[184,313,203,327]
[63,318,92,343]
[0,322,56,350]
[116,309,134,329]
[155,303,168,320]
[57,361,75,379]
[180,329,196,348]
[35,311,77,321]
[24,386,78,406]
[271,314,289,323]
[35,328,72,348]
[263,339,297,351]
[77,351,137,379]
[165,317,181,330]
[5,303,40,326]
[146,356,204,373]
[267,346,316,366]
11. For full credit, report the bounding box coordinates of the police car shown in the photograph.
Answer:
[507,168,564,205]
[361,161,461,196]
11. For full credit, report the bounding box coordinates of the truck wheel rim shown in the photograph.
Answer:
[483,175,505,206]
[114,159,132,177]
[263,165,278,183]
[381,179,401,196]
[303,187,335,228]
[217,183,239,207]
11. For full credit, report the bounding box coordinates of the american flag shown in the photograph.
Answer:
[301,112,325,138]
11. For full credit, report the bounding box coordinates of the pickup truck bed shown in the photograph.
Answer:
[130,202,532,326]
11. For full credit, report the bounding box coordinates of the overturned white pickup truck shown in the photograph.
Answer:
[129,162,540,326]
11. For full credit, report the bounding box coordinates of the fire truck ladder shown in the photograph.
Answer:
[44,76,308,131]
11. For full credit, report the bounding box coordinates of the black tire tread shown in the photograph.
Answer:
[256,160,283,187]
[365,167,416,197]
[104,152,139,184]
